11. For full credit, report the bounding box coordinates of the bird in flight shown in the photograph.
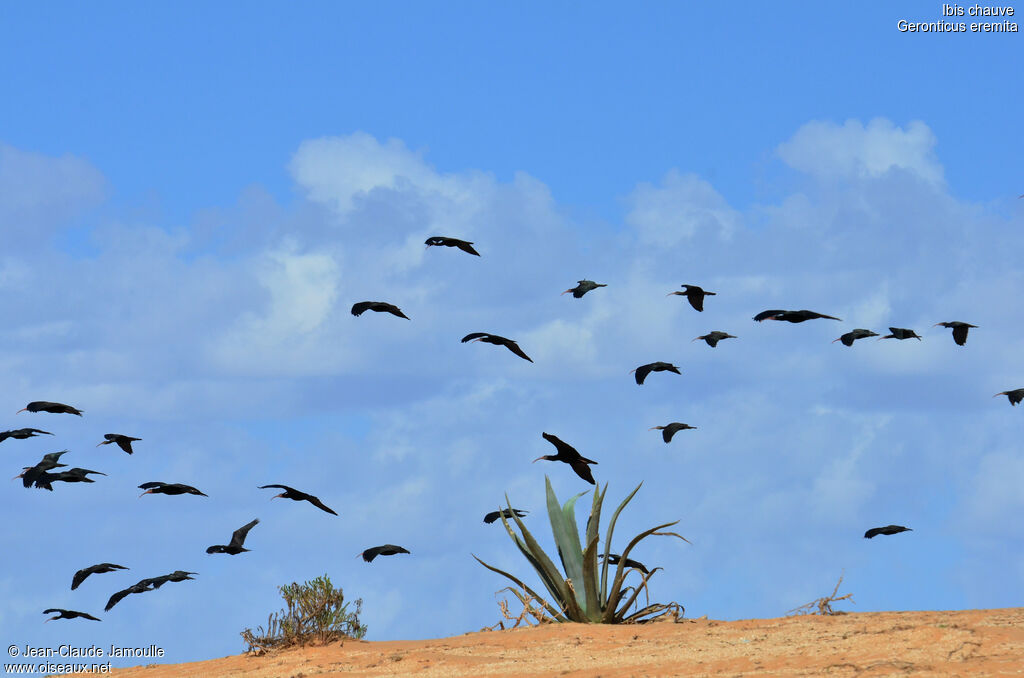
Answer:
[879,327,921,341]
[138,482,208,498]
[599,553,650,575]
[994,388,1024,406]
[933,321,977,346]
[351,301,409,319]
[864,525,912,539]
[649,423,697,443]
[533,432,597,485]
[206,519,260,555]
[461,332,533,362]
[833,329,878,346]
[0,428,53,444]
[359,544,411,562]
[483,508,528,524]
[631,362,681,385]
[51,467,106,485]
[138,571,197,589]
[43,608,100,622]
[17,401,83,416]
[562,280,607,298]
[753,309,841,323]
[16,450,69,489]
[693,331,736,348]
[97,434,142,455]
[425,236,480,256]
[104,582,156,612]
[667,284,716,312]
[260,484,338,515]
[72,563,128,591]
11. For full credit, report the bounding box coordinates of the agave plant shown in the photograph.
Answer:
[474,476,688,623]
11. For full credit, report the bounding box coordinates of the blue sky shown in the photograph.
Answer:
[1,0,1022,669]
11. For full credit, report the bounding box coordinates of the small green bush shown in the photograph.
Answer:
[241,574,366,653]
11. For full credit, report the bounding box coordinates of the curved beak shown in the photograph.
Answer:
[648,426,661,430]
[692,337,701,342]
[15,408,26,414]
[561,289,572,295]
[138,490,153,498]
[831,338,841,343]
[531,456,545,463]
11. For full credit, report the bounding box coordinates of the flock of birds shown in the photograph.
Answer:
[14,234,1023,625]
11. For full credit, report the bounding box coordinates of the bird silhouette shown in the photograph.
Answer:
[0,428,53,444]
[43,608,100,622]
[599,553,650,575]
[994,388,1024,406]
[753,309,841,323]
[649,423,697,443]
[864,525,912,539]
[563,280,607,298]
[879,327,921,341]
[424,236,480,256]
[483,508,528,524]
[97,434,141,455]
[16,450,69,488]
[17,401,83,416]
[934,321,977,346]
[72,563,128,591]
[351,301,409,319]
[461,333,533,362]
[51,467,106,484]
[260,484,337,515]
[207,519,259,554]
[667,284,716,312]
[693,331,736,348]
[533,432,597,484]
[138,571,197,589]
[833,329,879,346]
[138,482,207,498]
[104,582,155,612]
[631,362,681,385]
[358,544,411,562]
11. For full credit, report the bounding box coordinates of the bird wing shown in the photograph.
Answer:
[455,240,480,256]
[259,484,295,492]
[115,439,135,454]
[685,291,704,312]
[306,495,338,515]
[104,588,134,611]
[361,547,382,562]
[753,310,786,322]
[81,612,101,621]
[483,511,499,524]
[180,484,208,496]
[385,304,410,319]
[569,460,596,485]
[229,519,260,548]
[138,482,165,490]
[863,528,882,539]
[634,364,653,385]
[42,608,63,615]
[503,340,533,362]
[952,325,969,345]
[461,332,489,343]
[351,301,373,316]
[662,428,674,443]
[542,432,579,459]
[71,567,94,590]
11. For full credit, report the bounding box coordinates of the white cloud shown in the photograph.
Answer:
[777,118,944,185]
[625,169,740,246]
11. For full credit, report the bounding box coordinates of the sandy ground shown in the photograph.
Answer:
[98,608,1023,677]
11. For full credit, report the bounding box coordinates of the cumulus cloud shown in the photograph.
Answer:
[625,169,741,246]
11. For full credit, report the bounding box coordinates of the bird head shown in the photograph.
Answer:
[138,489,154,498]
[531,455,552,463]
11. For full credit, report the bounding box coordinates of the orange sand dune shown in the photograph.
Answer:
[102,608,1023,677]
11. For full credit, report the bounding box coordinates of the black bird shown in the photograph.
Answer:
[649,423,697,443]
[206,519,259,555]
[25,471,62,491]
[483,508,528,524]
[138,482,207,497]
[0,428,53,444]
[260,484,338,515]
[864,525,912,539]
[43,608,100,622]
[934,321,977,346]
[17,401,83,416]
[97,434,142,455]
[533,432,597,485]
[424,236,480,256]
[879,327,921,341]
[667,284,716,312]
[631,362,681,385]
[351,301,409,319]
[994,388,1024,406]
[693,331,736,348]
[51,467,106,484]
[562,280,607,298]
[461,332,533,362]
[16,450,69,488]
[72,563,128,591]
[599,553,650,575]
[139,571,197,589]
[753,309,842,323]
[833,329,879,346]
[358,544,411,562]
[104,581,155,611]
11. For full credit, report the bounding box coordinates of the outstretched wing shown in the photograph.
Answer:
[351,301,374,316]
[259,484,294,492]
[461,332,489,343]
[753,309,786,322]
[138,482,165,490]
[454,240,480,256]
[104,588,134,611]
[952,325,969,345]
[569,460,596,485]
[306,495,338,516]
[503,340,533,363]
[634,363,653,385]
[229,519,260,549]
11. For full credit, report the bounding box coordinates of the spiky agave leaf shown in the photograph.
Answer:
[600,482,643,607]
[603,521,689,622]
[544,478,590,612]
[471,555,568,621]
